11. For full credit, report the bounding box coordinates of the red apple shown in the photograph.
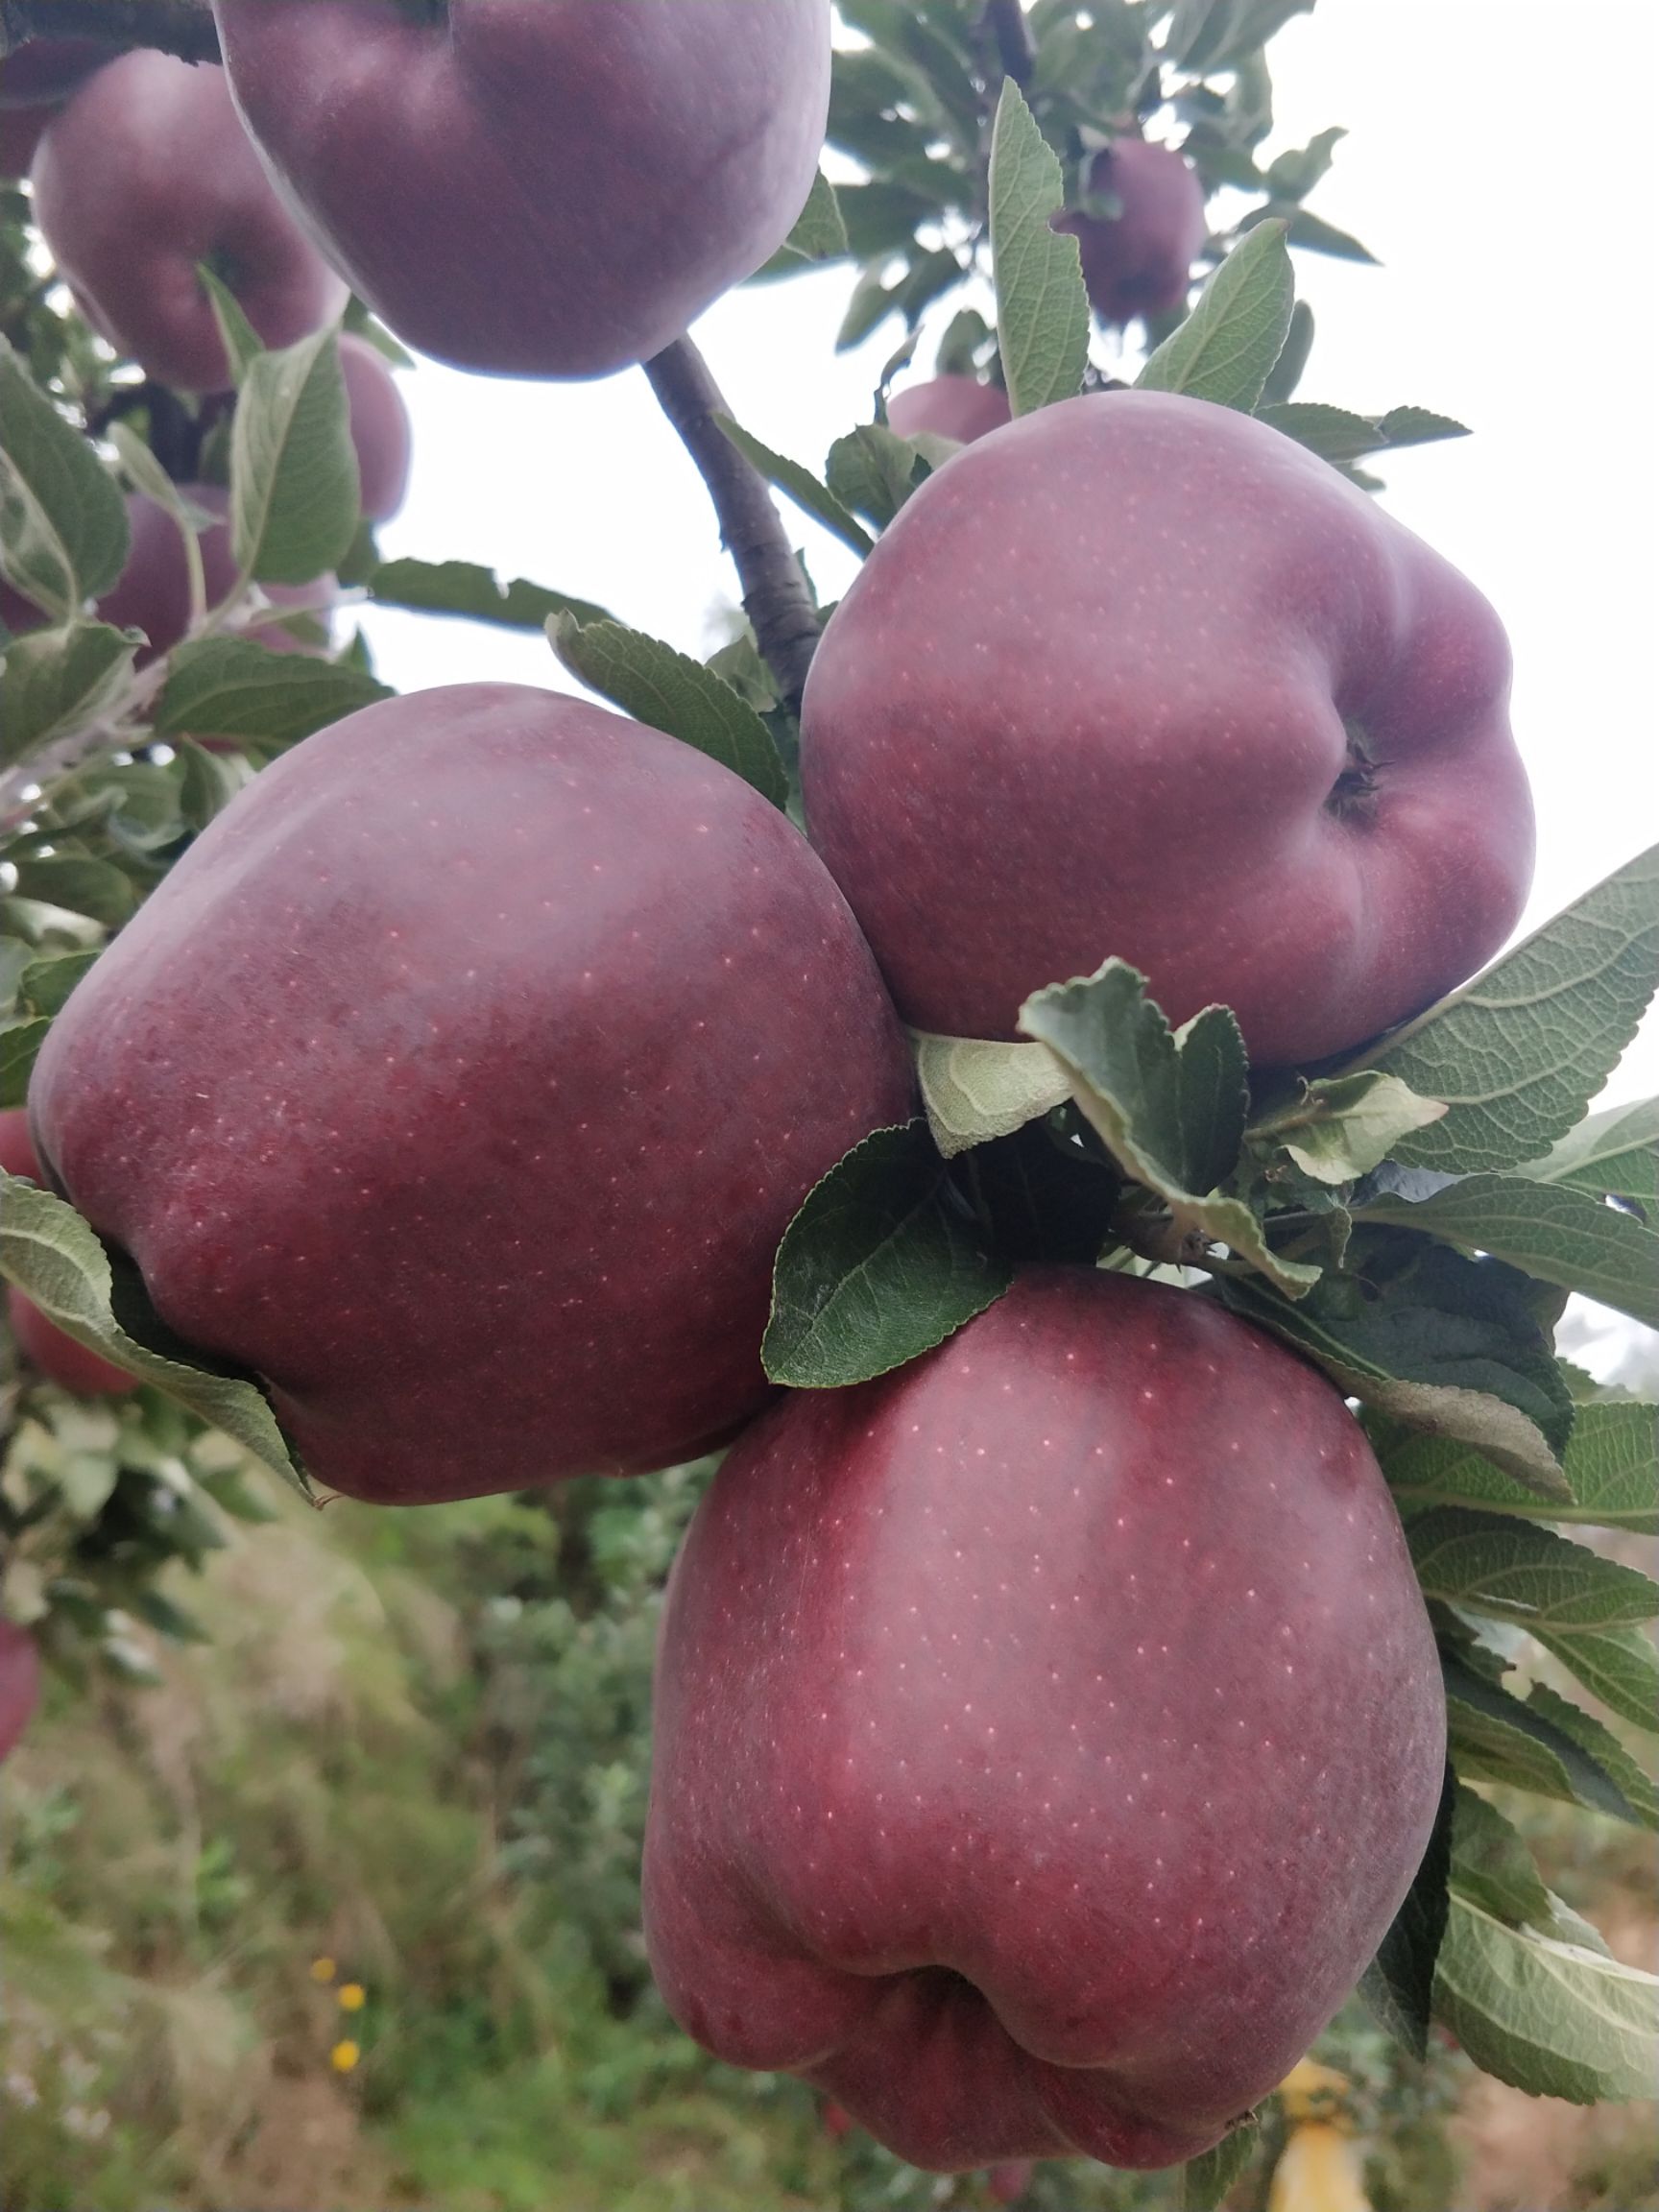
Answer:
[643,1268,1446,2172]
[29,684,913,1504]
[1,1109,137,1398]
[1052,139,1207,326]
[30,51,348,393]
[988,2163,1035,2205]
[800,389,1534,1069]
[887,376,1012,448]
[0,1620,41,1763]
[339,332,413,524]
[209,0,832,378]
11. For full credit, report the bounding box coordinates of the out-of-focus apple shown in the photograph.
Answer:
[0,1620,42,1763]
[0,38,108,178]
[339,331,413,523]
[887,376,1012,448]
[31,51,348,392]
[1052,138,1206,325]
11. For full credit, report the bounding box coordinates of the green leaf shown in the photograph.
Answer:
[1524,1095,1659,1210]
[9,854,136,929]
[762,1121,1012,1389]
[1165,0,1315,72]
[913,1032,1073,1159]
[1286,207,1379,263]
[1533,1623,1659,1737]
[1263,126,1346,202]
[1,621,136,765]
[1432,1894,1659,2104]
[0,1017,48,1107]
[1178,2118,1262,2211]
[1362,847,1659,1173]
[988,79,1088,417]
[1408,1507,1659,1637]
[1254,400,1389,465]
[0,1173,307,1497]
[1138,221,1294,413]
[774,168,849,265]
[1443,1652,1653,1827]
[18,948,98,1018]
[1358,1763,1455,2059]
[229,325,359,587]
[825,423,928,532]
[1250,1070,1447,1185]
[1217,1242,1573,1503]
[1374,405,1470,447]
[199,263,264,384]
[1382,1399,1657,1534]
[152,637,390,750]
[1020,962,1318,1297]
[548,616,788,809]
[1449,1786,1559,1932]
[367,557,613,631]
[1261,298,1314,404]
[715,417,875,558]
[0,337,130,618]
[1359,1171,1659,1332]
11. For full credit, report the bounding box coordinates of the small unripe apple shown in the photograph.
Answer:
[644,1268,1446,2171]
[801,389,1534,1069]
[31,51,348,393]
[1,1110,137,1398]
[31,684,914,1504]
[0,1620,42,1764]
[887,377,1012,447]
[211,0,833,379]
[1052,139,1207,325]
[339,332,413,523]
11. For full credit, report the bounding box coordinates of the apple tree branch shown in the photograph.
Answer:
[643,336,822,719]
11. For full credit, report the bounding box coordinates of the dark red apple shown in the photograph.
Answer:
[29,684,913,1504]
[209,0,832,378]
[1,1109,137,1398]
[800,389,1534,1069]
[0,1620,41,1763]
[643,1268,1445,2172]
[887,377,1012,447]
[1052,139,1207,325]
[988,2164,1035,2206]
[30,50,348,393]
[339,332,413,523]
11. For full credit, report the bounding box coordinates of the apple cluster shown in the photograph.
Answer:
[4,3,1543,2181]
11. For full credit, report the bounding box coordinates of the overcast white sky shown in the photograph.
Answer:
[358,0,1659,1106]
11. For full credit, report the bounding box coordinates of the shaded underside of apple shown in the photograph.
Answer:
[644,1267,1446,2171]
[800,387,1535,1070]
[211,0,833,379]
[30,684,914,1503]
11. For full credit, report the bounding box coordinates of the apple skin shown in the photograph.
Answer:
[210,0,832,380]
[1,1109,137,1398]
[29,684,914,1505]
[1052,140,1207,326]
[0,1620,42,1765]
[800,389,1534,1069]
[30,51,349,394]
[887,377,1012,448]
[339,332,413,524]
[644,1267,1446,2172]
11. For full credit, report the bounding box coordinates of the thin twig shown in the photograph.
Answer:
[642,337,822,717]
[0,0,219,64]
[984,0,1036,84]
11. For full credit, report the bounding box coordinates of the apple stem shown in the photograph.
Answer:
[643,337,822,719]
[0,0,220,65]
